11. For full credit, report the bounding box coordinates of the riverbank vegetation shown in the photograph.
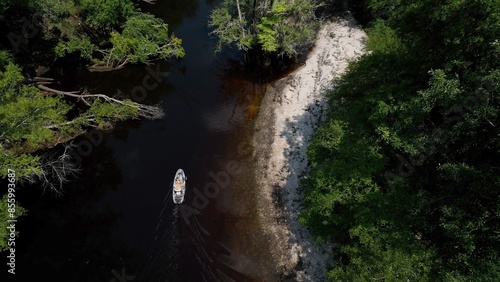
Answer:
[209,0,319,58]
[0,194,25,252]
[0,0,184,248]
[301,0,500,280]
[27,0,184,70]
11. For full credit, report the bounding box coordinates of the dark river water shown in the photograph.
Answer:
[2,1,294,281]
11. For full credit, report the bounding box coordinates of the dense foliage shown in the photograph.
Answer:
[0,52,71,178]
[0,50,147,180]
[209,0,319,57]
[301,0,500,280]
[36,0,185,69]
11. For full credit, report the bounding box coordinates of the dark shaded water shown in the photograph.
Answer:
[1,1,291,281]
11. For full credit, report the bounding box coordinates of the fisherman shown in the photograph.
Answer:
[174,176,183,189]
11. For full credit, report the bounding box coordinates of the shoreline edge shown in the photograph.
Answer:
[253,14,367,281]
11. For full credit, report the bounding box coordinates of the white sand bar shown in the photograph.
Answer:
[253,15,366,281]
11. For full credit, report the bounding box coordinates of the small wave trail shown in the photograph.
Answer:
[178,186,260,282]
[137,181,181,281]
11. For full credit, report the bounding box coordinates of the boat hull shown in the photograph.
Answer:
[172,169,186,204]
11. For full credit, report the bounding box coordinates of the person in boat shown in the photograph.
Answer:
[174,176,183,190]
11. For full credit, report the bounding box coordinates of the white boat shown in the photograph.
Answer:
[172,169,186,204]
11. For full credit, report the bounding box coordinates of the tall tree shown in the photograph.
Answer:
[55,12,185,70]
[209,0,319,57]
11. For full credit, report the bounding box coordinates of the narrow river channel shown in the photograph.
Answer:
[10,1,293,281]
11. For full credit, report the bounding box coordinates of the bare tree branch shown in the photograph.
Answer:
[21,143,81,196]
[38,84,165,120]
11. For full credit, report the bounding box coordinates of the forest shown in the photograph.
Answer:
[0,0,499,280]
[301,0,500,280]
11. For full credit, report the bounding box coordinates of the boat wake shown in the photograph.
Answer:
[176,188,264,281]
[137,186,181,281]
[136,178,261,281]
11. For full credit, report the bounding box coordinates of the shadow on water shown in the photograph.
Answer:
[138,0,199,31]
[10,139,135,281]
[214,56,267,122]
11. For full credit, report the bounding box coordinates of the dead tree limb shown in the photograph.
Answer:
[21,142,81,196]
[38,84,165,120]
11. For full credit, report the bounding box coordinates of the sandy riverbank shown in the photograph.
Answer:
[253,14,367,281]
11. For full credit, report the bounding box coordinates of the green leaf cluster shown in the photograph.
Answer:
[0,194,26,252]
[0,53,146,179]
[55,35,95,60]
[208,0,251,52]
[78,0,135,31]
[30,0,184,69]
[0,57,71,151]
[302,0,500,280]
[103,13,185,67]
[89,99,138,129]
[209,0,319,57]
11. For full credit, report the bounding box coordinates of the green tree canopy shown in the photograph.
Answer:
[301,0,500,280]
[0,52,159,182]
[209,0,319,57]
[79,0,135,31]
[33,0,185,70]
